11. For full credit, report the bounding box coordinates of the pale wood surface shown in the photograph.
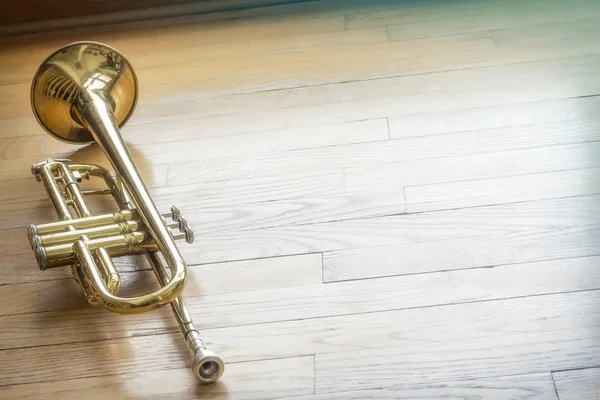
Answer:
[554,368,600,400]
[1,0,599,398]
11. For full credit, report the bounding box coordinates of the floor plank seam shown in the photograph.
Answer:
[551,371,561,399]
[236,209,408,233]
[403,165,600,190]
[227,53,600,97]
[551,365,600,375]
[336,138,600,173]
[321,253,600,285]
[402,192,600,217]
[312,354,316,395]
[384,116,391,139]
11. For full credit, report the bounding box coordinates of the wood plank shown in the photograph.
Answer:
[0,142,169,181]
[174,195,600,265]
[0,0,316,31]
[349,0,599,40]
[0,13,347,86]
[0,117,389,161]
[314,330,600,393]
[0,199,119,233]
[0,187,405,233]
[0,254,73,284]
[168,116,600,186]
[126,25,386,81]
[175,191,404,235]
[3,285,600,385]
[553,367,600,400]
[0,356,313,399]
[404,167,600,213]
[292,373,557,400]
[152,53,600,121]
[163,118,388,183]
[324,226,600,282]
[0,110,388,164]
[3,255,599,350]
[0,166,344,225]
[344,141,600,194]
[155,169,345,210]
[0,252,322,310]
[389,95,600,139]
[0,162,169,206]
[0,354,314,399]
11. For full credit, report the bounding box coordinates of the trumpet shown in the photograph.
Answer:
[27,41,224,384]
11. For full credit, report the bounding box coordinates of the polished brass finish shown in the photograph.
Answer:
[28,42,224,384]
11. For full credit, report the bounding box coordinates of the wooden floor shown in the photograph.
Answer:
[1,0,600,398]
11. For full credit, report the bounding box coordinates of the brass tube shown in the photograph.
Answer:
[56,162,91,218]
[75,239,181,314]
[69,163,133,209]
[96,247,121,295]
[29,210,137,237]
[38,163,71,220]
[146,252,224,383]
[77,91,187,309]
[37,231,151,270]
[35,220,141,247]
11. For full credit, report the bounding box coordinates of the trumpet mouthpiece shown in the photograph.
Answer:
[192,349,225,384]
[186,330,224,384]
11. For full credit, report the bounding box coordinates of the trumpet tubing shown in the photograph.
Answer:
[27,42,224,384]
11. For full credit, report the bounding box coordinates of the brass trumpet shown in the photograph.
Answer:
[27,42,224,384]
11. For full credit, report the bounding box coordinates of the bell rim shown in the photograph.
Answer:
[30,41,139,145]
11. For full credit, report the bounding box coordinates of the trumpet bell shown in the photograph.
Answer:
[30,41,138,144]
